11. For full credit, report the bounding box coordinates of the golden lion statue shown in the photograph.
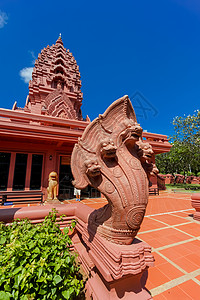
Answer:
[46,171,59,202]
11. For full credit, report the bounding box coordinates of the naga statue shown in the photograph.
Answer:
[71,95,157,244]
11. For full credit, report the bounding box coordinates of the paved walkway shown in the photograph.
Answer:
[2,191,200,299]
[65,191,200,299]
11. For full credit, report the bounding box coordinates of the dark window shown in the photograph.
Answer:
[30,154,43,190]
[0,152,11,190]
[13,153,28,190]
[55,68,64,75]
[59,162,74,200]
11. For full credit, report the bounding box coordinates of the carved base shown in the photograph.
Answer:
[73,221,154,300]
[96,224,138,245]
[85,269,152,300]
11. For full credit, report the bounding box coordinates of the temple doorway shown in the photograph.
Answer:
[58,155,101,200]
[58,156,74,200]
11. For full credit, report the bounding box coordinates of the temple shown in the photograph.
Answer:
[0,36,171,200]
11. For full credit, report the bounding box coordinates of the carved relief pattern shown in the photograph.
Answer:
[71,96,158,244]
[44,89,77,119]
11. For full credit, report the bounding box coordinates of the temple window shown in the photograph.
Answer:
[13,153,28,190]
[55,59,64,66]
[0,152,11,190]
[55,68,64,75]
[30,154,43,190]
[51,80,64,89]
[57,54,65,60]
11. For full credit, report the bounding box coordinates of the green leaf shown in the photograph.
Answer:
[0,291,12,300]
[51,287,57,295]
[0,236,6,245]
[62,290,71,299]
[13,266,22,275]
[38,267,43,278]
[63,227,69,235]
[53,274,62,285]
[71,221,76,228]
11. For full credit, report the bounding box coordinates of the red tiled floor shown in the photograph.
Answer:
[195,275,200,281]
[178,280,200,300]
[157,262,184,280]
[160,240,200,259]
[148,264,183,288]
[176,222,200,237]
[146,267,170,289]
[171,210,195,218]
[172,256,199,273]
[138,227,191,248]
[153,252,167,266]
[153,294,167,300]
[161,285,193,299]
[150,214,190,226]
[139,217,166,232]
[146,253,184,289]
[160,241,200,272]
[146,192,193,216]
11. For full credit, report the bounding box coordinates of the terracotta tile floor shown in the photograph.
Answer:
[2,190,200,299]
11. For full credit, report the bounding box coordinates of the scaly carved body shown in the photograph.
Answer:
[71,96,157,244]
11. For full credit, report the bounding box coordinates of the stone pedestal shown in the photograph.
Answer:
[191,193,200,221]
[73,220,154,300]
[0,202,154,299]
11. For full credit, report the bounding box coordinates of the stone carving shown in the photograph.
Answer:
[46,171,59,202]
[71,95,157,244]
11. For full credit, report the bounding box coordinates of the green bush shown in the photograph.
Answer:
[166,183,200,191]
[0,209,85,300]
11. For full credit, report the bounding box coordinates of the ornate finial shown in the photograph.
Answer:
[56,34,63,45]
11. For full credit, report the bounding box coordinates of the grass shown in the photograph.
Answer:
[166,183,200,191]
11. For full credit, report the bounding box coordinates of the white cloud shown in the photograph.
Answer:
[0,10,8,29]
[19,67,33,83]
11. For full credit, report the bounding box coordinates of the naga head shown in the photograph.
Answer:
[120,119,143,147]
[100,138,117,159]
[137,142,154,163]
[85,158,101,177]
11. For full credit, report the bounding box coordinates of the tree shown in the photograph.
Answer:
[156,110,200,176]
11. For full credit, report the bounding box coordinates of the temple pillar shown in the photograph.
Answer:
[7,152,16,191]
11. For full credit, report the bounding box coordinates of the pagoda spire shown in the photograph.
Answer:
[28,36,83,120]
[56,33,63,45]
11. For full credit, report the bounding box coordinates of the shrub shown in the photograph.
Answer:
[0,209,85,300]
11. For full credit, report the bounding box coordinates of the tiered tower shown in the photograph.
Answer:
[22,36,83,120]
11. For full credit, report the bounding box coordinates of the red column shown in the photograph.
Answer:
[7,152,16,191]
[25,154,32,191]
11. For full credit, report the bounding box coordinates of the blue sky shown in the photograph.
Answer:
[0,0,200,137]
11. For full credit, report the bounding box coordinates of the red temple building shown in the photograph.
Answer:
[0,36,171,201]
